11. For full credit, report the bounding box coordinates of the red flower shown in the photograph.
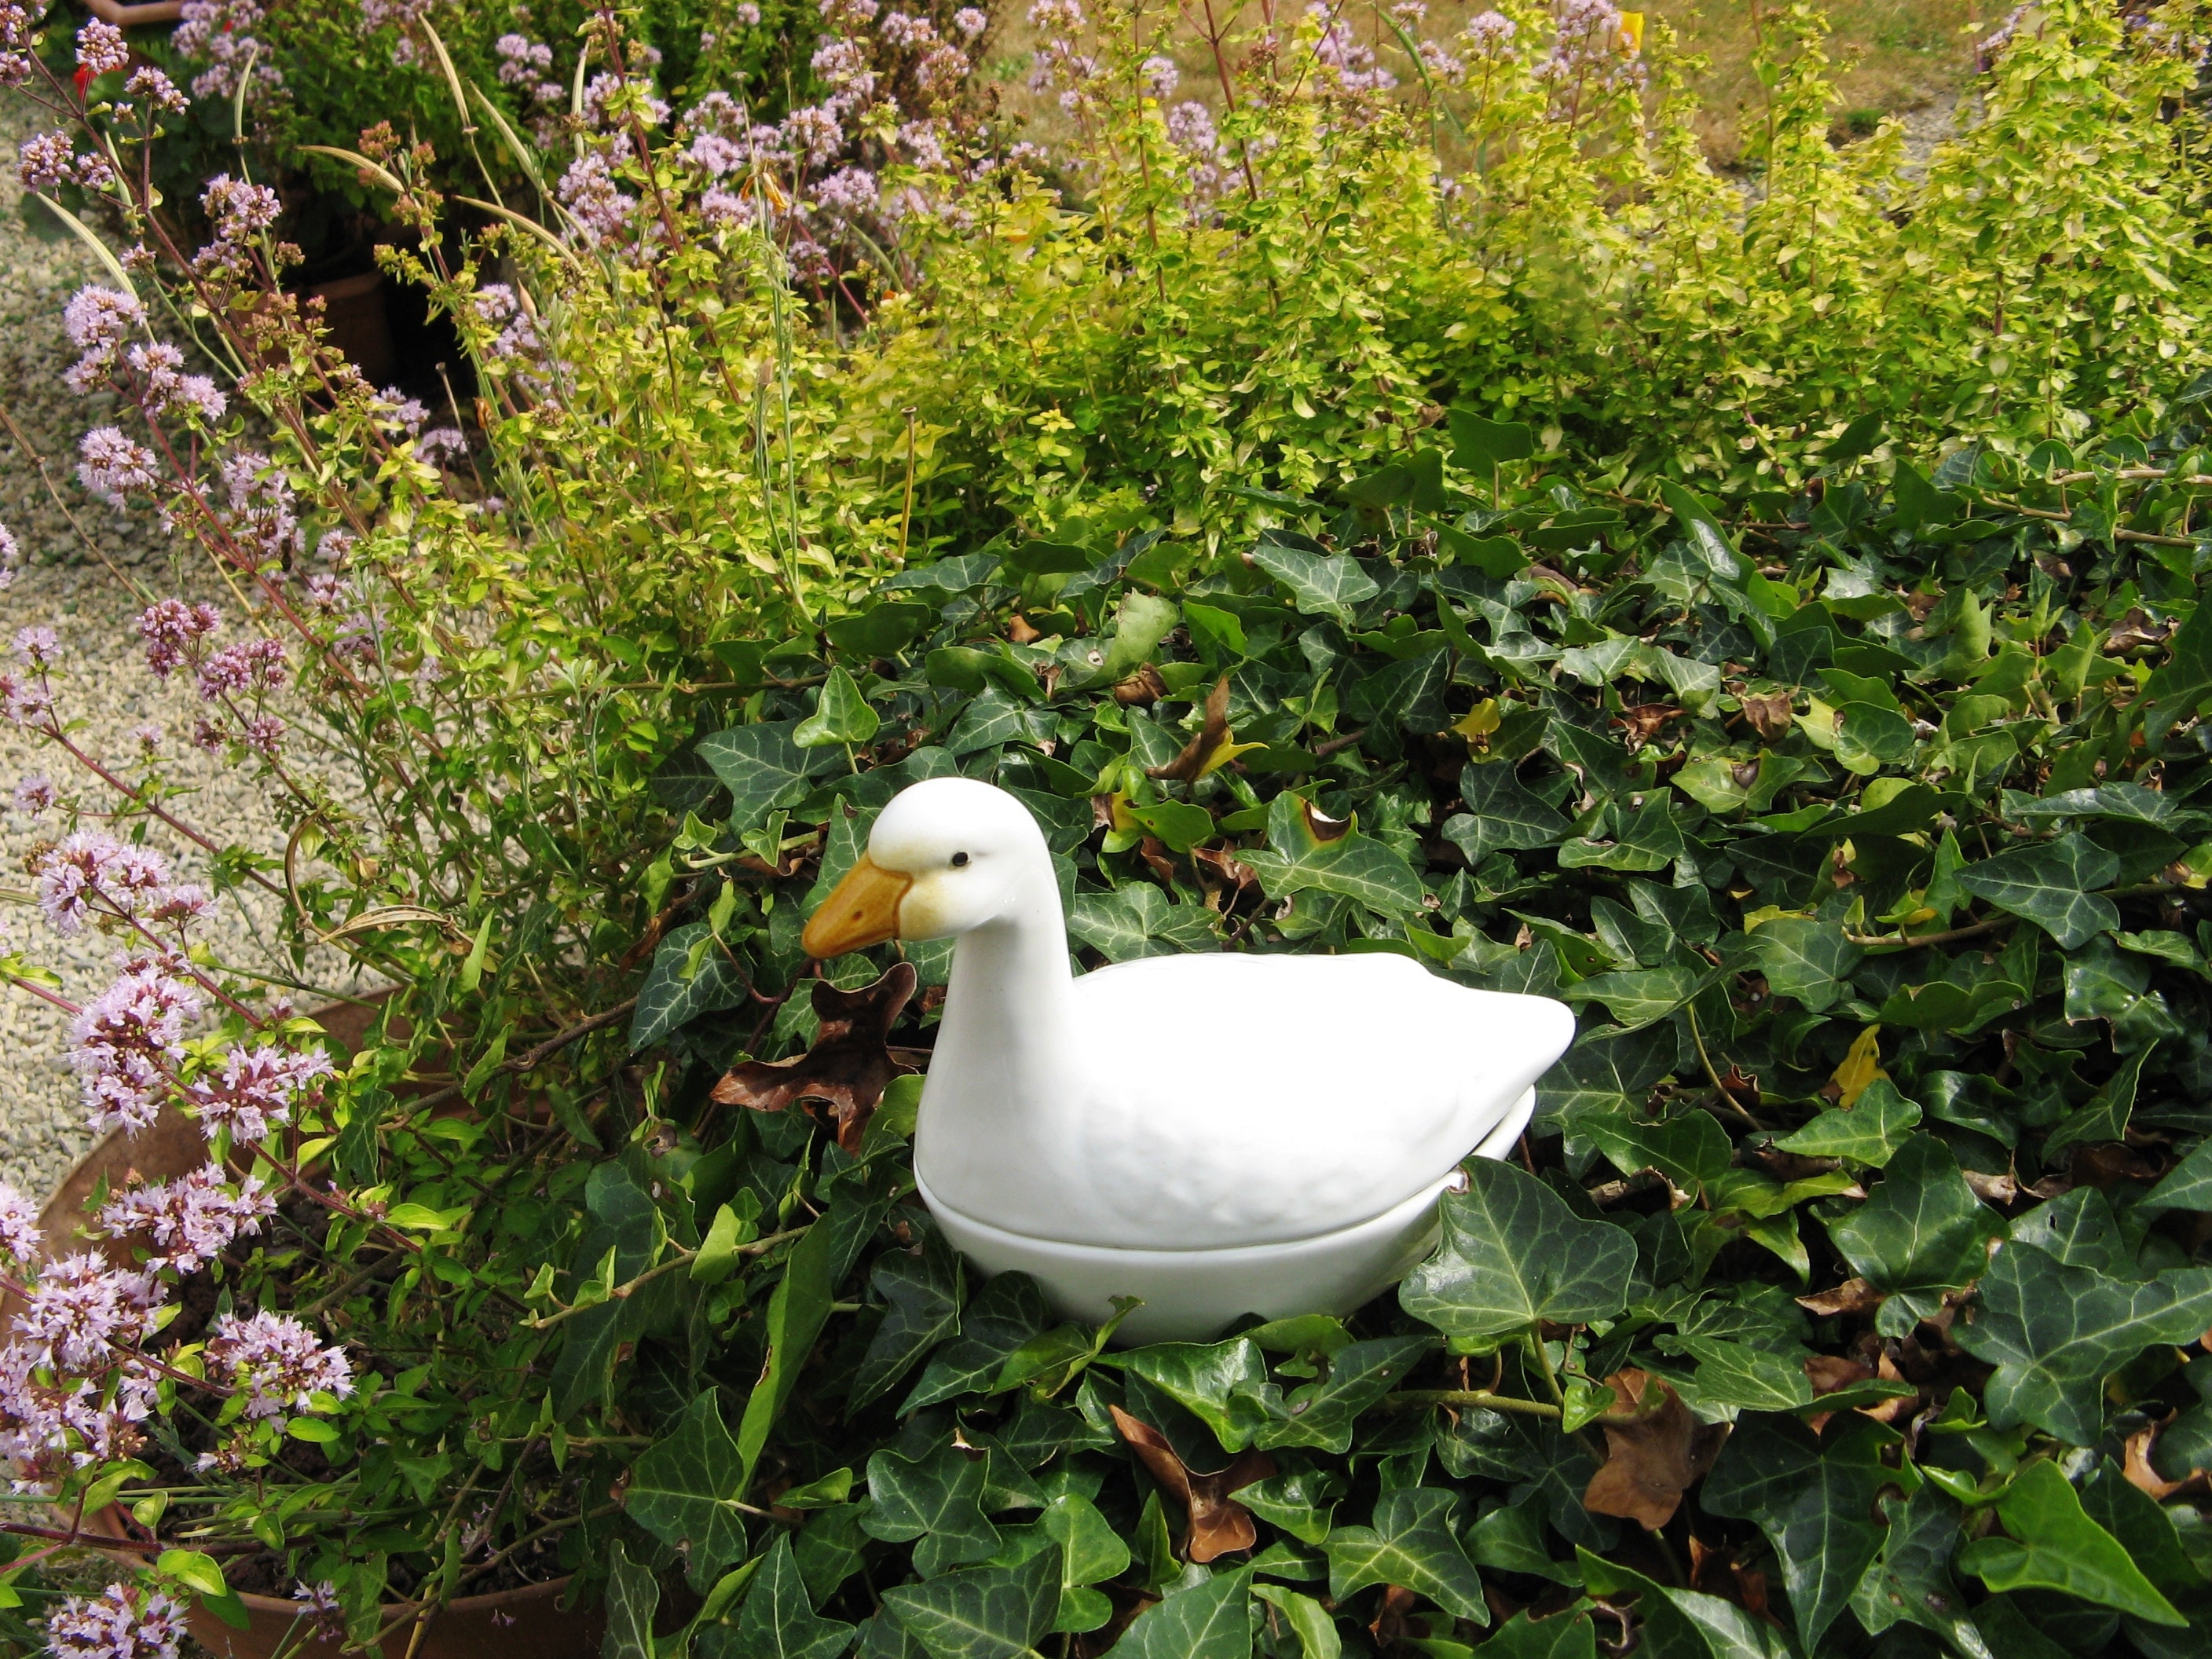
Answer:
[73,64,90,96]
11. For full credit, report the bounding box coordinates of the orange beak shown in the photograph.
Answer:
[801,854,913,957]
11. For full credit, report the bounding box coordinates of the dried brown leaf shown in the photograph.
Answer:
[1113,665,1167,705]
[1109,1405,1274,1563]
[1581,1370,1728,1529]
[1738,690,1796,743]
[1796,1277,1887,1319]
[1612,704,1687,748]
[709,963,918,1152]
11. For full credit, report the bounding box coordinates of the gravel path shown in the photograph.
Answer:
[0,89,363,1207]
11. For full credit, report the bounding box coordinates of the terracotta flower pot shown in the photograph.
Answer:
[19,999,602,1658]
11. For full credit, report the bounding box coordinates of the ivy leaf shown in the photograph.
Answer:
[1956,1461,2185,1625]
[1850,1485,1994,1659]
[794,665,881,749]
[698,719,841,832]
[1400,1159,1637,1340]
[602,1540,660,1659]
[2042,1042,2155,1161]
[879,1547,1061,1659]
[1562,965,1722,1031]
[1443,763,1572,863]
[1701,1414,1901,1652]
[626,1390,753,1587]
[903,1273,1050,1412]
[1771,1077,1921,1166]
[1954,833,2122,949]
[1038,1494,1131,1632]
[713,1533,855,1659]
[630,921,749,1053]
[734,1218,840,1493]
[1577,1549,1793,1659]
[851,1225,963,1412]
[1954,1238,2212,1443]
[1477,1610,1599,1658]
[1749,917,1863,1013]
[1111,1564,1256,1659]
[1826,1133,1997,1331]
[1118,1339,1282,1454]
[1324,1486,1489,1625]
[862,1441,1003,1578]
[1656,1336,1815,1412]
[1254,1336,1434,1455]
[1572,1105,1731,1196]
[1067,883,1219,961]
[1243,793,1426,917]
[1251,1584,1343,1659]
[1250,540,1381,622]
[2142,1135,2212,1213]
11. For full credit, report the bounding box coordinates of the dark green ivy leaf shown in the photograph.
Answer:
[601,1540,660,1659]
[1849,1484,1994,1659]
[862,1441,1003,1578]
[626,1390,753,1587]
[880,1546,1061,1659]
[1399,1159,1637,1341]
[1701,1414,1900,1652]
[711,1533,855,1659]
[851,1225,964,1412]
[1255,1336,1434,1455]
[698,719,842,832]
[1111,1563,1256,1658]
[629,921,749,1053]
[1826,1133,1998,1331]
[1442,762,1571,864]
[1325,1486,1488,1624]
[1956,1461,2185,1625]
[1954,833,2122,950]
[1954,1239,2212,1443]
[903,1273,1050,1412]
[1749,916,1863,1013]
[1771,1077,1921,1166]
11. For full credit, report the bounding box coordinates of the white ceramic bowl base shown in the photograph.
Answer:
[917,1087,1539,1346]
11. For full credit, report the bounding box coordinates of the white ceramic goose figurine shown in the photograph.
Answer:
[804,777,1576,1342]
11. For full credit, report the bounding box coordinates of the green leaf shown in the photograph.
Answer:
[1702,1415,1899,1651]
[699,720,840,831]
[2080,1457,2211,1599]
[1578,1548,1792,1658]
[1067,883,1219,961]
[718,1533,856,1659]
[1250,541,1381,622]
[1441,764,1570,862]
[1561,966,1720,1031]
[1448,408,1536,471]
[1573,1105,1732,1195]
[602,1540,660,1659]
[1957,1461,2185,1625]
[881,1547,1061,1659]
[692,1200,760,1286]
[1255,1336,1434,1454]
[626,1390,753,1585]
[156,1549,227,1599]
[863,1441,1003,1577]
[1251,1584,1342,1659]
[1749,917,1863,1013]
[826,602,933,659]
[735,1218,840,1492]
[1954,1239,2212,1443]
[1476,1610,1598,1658]
[1826,1134,1996,1316]
[1119,1339,1283,1452]
[795,665,882,749]
[1772,1077,1921,1166]
[1954,833,2122,950]
[1111,1564,1255,1658]
[852,1226,964,1410]
[1040,1493,1131,1621]
[2042,1042,2155,1160]
[903,1273,1049,1411]
[1243,793,1426,917]
[630,921,749,1053]
[1850,1485,1994,1659]
[2142,588,2212,734]
[1660,1336,1815,1412]
[2143,1134,2212,1212]
[1399,1159,1637,1341]
[1326,1486,1488,1624]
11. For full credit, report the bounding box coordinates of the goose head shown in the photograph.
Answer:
[802,778,1049,957]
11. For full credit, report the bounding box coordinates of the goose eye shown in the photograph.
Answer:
[950,851,970,868]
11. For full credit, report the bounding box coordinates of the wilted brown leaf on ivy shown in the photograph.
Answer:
[1796,1278,1886,1319]
[1108,1404,1274,1562]
[1582,1369,1728,1529]
[1149,676,1235,782]
[1112,664,1167,705]
[710,963,918,1152]
[1612,704,1686,748]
